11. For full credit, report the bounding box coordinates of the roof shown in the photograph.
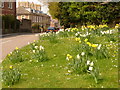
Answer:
[17,7,30,14]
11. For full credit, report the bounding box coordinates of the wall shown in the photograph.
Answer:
[19,19,32,32]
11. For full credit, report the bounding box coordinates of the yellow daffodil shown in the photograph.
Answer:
[67,54,70,57]
[69,55,72,59]
[8,54,11,56]
[84,38,88,42]
[66,54,72,60]
[91,44,97,48]
[15,47,19,50]
[79,41,81,43]
[86,42,92,46]
[9,65,13,69]
[75,38,80,42]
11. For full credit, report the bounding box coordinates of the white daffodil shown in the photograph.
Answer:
[33,50,35,53]
[39,45,44,50]
[81,52,85,56]
[66,57,69,61]
[87,60,90,65]
[68,70,72,73]
[35,46,38,49]
[97,44,102,50]
[89,66,93,71]
[77,54,80,59]
[90,61,94,66]
[75,33,78,36]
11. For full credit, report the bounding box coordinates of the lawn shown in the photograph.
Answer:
[2,25,119,88]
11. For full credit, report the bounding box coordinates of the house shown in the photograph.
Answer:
[0,1,16,16]
[17,2,50,30]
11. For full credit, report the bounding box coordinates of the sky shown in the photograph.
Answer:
[16,0,49,14]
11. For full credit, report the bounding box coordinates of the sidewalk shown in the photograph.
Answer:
[0,32,40,38]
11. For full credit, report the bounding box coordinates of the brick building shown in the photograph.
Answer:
[0,1,16,16]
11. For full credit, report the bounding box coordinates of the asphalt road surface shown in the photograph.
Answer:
[0,33,42,63]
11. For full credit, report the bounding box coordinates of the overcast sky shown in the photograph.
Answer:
[16,0,49,14]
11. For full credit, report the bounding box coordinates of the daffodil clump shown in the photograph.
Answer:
[7,47,23,63]
[31,44,48,62]
[2,65,21,86]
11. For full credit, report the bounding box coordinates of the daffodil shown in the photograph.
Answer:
[8,54,11,56]
[66,54,72,60]
[75,38,80,42]
[81,52,85,56]
[15,47,19,50]
[79,41,81,43]
[9,65,13,69]
[89,66,93,71]
[34,40,36,42]
[77,54,80,59]
[90,61,94,66]
[86,42,92,46]
[87,60,90,65]
[91,44,97,48]
[84,38,88,42]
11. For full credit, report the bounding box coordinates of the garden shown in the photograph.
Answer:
[1,24,119,88]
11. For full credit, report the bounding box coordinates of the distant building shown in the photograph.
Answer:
[18,2,41,11]
[17,2,50,29]
[0,1,16,16]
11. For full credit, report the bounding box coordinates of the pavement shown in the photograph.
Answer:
[0,32,44,63]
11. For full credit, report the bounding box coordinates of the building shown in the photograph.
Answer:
[17,2,50,29]
[0,1,16,16]
[18,2,41,11]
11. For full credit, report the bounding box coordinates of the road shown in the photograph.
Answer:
[0,33,41,63]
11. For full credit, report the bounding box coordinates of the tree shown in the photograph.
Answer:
[48,2,120,27]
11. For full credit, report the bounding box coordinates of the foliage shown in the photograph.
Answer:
[48,2,120,27]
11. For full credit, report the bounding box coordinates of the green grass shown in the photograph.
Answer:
[2,30,118,88]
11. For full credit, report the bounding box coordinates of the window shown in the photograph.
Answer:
[8,2,13,9]
[0,2,4,8]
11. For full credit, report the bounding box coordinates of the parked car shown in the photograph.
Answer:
[46,27,59,33]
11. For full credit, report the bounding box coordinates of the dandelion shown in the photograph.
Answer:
[89,66,93,71]
[9,65,13,69]
[15,47,19,50]
[77,54,80,59]
[81,52,85,56]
